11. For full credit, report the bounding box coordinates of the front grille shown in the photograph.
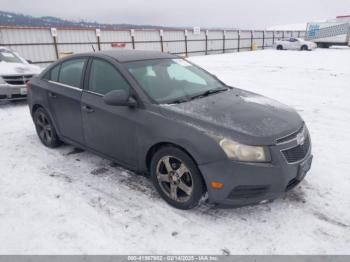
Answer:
[2,75,33,85]
[282,135,310,163]
[276,125,304,144]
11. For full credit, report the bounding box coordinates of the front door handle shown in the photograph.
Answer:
[82,105,95,113]
[48,92,57,98]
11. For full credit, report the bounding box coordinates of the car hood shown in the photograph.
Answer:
[0,62,42,76]
[159,88,303,145]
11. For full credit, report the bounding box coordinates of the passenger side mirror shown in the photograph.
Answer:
[103,89,137,107]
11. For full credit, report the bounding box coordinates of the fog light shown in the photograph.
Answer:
[211,181,224,189]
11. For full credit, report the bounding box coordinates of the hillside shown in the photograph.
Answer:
[0,10,175,29]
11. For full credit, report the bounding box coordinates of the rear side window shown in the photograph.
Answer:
[59,59,86,88]
[43,64,60,82]
[50,64,60,82]
[88,59,130,95]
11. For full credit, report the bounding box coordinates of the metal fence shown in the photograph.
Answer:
[0,26,306,66]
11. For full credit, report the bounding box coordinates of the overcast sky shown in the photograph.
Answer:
[0,0,349,29]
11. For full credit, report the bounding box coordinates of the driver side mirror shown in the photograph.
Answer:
[103,89,137,108]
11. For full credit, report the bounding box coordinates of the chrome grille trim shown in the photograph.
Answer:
[2,75,33,85]
[276,124,305,144]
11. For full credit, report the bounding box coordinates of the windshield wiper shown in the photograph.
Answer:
[167,97,190,104]
[165,87,228,105]
[189,88,228,101]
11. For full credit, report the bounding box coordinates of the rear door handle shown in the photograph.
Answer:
[48,92,57,98]
[82,105,95,113]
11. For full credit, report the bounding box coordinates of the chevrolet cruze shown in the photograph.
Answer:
[27,50,313,209]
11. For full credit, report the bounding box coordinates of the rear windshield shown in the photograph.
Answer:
[0,50,24,64]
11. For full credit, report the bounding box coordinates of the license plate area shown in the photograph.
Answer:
[20,87,27,95]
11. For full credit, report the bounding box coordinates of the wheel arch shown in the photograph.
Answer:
[145,142,199,172]
[32,103,44,115]
[31,103,61,139]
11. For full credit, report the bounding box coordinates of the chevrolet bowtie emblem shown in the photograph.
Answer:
[296,132,305,145]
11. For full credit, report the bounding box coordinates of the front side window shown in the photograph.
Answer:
[88,59,130,95]
[126,58,226,103]
[58,59,86,88]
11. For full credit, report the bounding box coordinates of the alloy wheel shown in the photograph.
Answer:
[36,112,53,144]
[156,156,193,203]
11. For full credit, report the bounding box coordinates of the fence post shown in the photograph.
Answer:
[96,29,101,51]
[130,29,135,49]
[298,31,301,37]
[223,30,226,54]
[237,30,240,52]
[184,30,188,57]
[272,31,275,45]
[250,30,253,51]
[159,30,164,52]
[51,28,59,60]
[205,30,208,55]
[282,31,285,40]
[262,31,265,49]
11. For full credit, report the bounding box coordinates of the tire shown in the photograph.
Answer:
[301,45,308,51]
[150,146,205,210]
[276,45,283,50]
[33,107,62,148]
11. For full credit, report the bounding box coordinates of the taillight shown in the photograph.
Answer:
[25,80,31,91]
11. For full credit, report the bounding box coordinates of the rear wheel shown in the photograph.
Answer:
[34,107,61,148]
[150,146,205,209]
[276,45,283,50]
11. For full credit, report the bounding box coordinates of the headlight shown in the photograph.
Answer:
[219,138,271,162]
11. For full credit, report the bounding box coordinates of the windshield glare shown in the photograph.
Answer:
[126,58,226,103]
[0,50,24,64]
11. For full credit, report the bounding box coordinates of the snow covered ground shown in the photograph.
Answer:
[0,48,350,255]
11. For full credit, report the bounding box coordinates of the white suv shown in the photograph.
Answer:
[274,38,317,51]
[0,48,42,100]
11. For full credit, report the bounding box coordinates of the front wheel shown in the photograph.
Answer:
[150,146,205,209]
[276,45,283,50]
[301,45,308,51]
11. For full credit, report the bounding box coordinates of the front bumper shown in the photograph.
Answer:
[199,133,313,206]
[0,84,27,100]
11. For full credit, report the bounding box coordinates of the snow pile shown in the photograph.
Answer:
[0,48,350,254]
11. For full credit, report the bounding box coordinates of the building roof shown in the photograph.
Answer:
[98,49,177,62]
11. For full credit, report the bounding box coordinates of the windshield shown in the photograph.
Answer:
[126,58,226,104]
[0,50,24,64]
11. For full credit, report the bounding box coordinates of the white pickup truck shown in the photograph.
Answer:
[0,48,41,100]
[305,17,350,48]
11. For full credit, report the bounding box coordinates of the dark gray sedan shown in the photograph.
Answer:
[27,50,313,209]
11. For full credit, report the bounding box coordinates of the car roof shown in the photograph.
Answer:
[94,49,178,62]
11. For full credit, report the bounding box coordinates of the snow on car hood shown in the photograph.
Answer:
[0,62,42,76]
[160,88,303,145]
